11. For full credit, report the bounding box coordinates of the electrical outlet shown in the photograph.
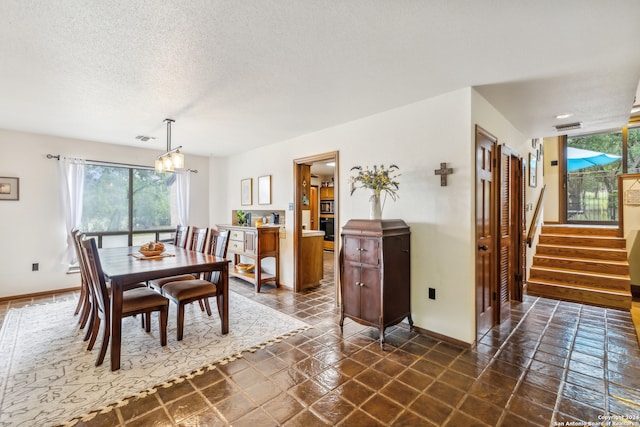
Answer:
[428,288,436,300]
[32,263,39,272]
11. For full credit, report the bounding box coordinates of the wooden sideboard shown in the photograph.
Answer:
[340,219,412,349]
[217,224,280,292]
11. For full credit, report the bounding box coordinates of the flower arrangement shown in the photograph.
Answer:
[350,164,400,200]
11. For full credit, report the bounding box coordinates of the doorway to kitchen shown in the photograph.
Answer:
[293,151,339,303]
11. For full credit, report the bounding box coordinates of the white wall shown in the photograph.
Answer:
[542,136,561,223]
[0,129,210,298]
[215,87,486,344]
[621,175,640,285]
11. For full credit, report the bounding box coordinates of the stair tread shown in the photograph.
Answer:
[530,266,630,280]
[533,255,629,265]
[527,279,632,296]
[543,233,623,238]
[536,243,626,252]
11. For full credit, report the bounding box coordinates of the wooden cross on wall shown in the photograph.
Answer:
[434,162,454,186]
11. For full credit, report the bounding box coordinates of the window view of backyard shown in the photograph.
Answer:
[566,126,640,223]
[81,164,178,247]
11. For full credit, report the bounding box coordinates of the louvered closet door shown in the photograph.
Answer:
[497,145,514,323]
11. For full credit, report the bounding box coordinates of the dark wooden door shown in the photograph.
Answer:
[476,126,497,340]
[497,145,517,323]
[516,156,526,302]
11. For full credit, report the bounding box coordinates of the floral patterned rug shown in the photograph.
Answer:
[0,292,309,427]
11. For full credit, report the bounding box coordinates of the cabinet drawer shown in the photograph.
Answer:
[229,230,245,241]
[229,240,245,252]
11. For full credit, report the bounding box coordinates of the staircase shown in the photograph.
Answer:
[527,225,632,310]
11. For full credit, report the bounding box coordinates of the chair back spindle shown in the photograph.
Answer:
[188,227,209,253]
[174,225,190,248]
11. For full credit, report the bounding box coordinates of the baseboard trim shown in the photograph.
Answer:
[397,322,473,349]
[0,286,80,303]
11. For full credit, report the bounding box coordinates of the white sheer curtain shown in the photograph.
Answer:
[59,158,85,264]
[176,170,191,226]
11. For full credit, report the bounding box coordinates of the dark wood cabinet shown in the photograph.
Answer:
[340,219,412,348]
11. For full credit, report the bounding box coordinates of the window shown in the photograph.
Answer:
[565,130,622,223]
[81,164,178,247]
[626,125,640,173]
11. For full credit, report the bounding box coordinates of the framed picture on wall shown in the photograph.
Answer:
[529,153,537,187]
[241,178,252,205]
[258,175,271,205]
[0,177,19,201]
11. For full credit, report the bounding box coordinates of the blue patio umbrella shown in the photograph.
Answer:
[566,147,621,172]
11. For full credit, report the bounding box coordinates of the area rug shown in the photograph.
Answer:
[0,292,310,427]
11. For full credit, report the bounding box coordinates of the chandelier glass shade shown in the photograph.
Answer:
[154,118,184,173]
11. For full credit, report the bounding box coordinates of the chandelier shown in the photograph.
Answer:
[154,118,184,173]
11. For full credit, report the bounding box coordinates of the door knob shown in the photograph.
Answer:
[478,245,489,251]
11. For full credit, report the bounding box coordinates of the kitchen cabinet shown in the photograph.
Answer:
[340,219,412,348]
[300,230,324,289]
[320,186,334,200]
[218,224,280,292]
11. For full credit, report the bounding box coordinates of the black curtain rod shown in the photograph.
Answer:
[46,154,198,173]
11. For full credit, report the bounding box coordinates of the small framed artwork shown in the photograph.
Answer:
[529,153,537,188]
[240,178,252,206]
[0,177,19,201]
[258,175,271,205]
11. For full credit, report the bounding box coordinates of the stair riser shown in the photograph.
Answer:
[529,268,630,291]
[533,257,630,275]
[535,245,628,261]
[541,226,619,237]
[539,235,625,248]
[527,281,631,310]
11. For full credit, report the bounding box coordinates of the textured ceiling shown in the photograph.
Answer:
[1,1,639,157]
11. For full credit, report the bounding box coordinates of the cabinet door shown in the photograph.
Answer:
[359,265,381,324]
[343,236,379,265]
[342,263,362,319]
[320,187,334,199]
[359,238,379,265]
[343,236,362,263]
[244,232,256,254]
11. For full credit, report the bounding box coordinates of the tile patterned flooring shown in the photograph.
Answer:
[1,255,640,426]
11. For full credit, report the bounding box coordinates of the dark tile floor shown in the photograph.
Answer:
[1,254,640,426]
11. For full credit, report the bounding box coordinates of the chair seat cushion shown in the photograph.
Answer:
[162,280,217,301]
[148,274,197,290]
[123,287,169,314]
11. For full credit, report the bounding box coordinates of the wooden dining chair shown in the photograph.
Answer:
[71,229,91,328]
[148,226,209,293]
[162,229,229,341]
[174,224,190,248]
[81,237,169,366]
[74,231,148,347]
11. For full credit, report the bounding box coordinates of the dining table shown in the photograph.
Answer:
[99,243,230,371]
